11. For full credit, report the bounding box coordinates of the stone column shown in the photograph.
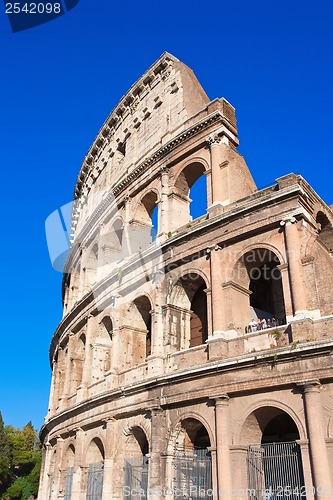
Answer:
[277,263,293,320]
[51,436,64,499]
[102,418,117,499]
[149,407,167,499]
[208,447,218,500]
[282,219,307,316]
[301,381,333,500]
[72,428,85,499]
[210,248,225,335]
[60,334,74,409]
[214,395,233,500]
[37,443,54,500]
[208,136,224,205]
[79,315,95,399]
[157,167,170,242]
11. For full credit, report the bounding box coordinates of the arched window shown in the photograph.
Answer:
[91,316,113,383]
[173,162,207,228]
[128,296,152,361]
[169,274,208,349]
[63,444,75,500]
[245,408,305,499]
[86,438,104,500]
[124,427,149,500]
[173,418,212,499]
[316,211,333,252]
[70,333,86,395]
[129,191,159,254]
[234,248,286,330]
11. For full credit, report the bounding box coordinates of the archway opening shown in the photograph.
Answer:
[124,427,149,499]
[245,408,305,500]
[130,191,159,253]
[129,296,153,361]
[174,418,212,500]
[86,438,104,500]
[316,211,333,252]
[175,274,208,348]
[63,445,75,500]
[237,248,286,328]
[175,162,207,225]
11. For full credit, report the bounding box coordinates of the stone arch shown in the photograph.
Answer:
[70,332,86,394]
[91,315,113,382]
[63,443,75,467]
[86,437,105,464]
[168,414,213,497]
[173,160,208,224]
[61,443,75,495]
[231,246,286,331]
[315,210,333,253]
[236,402,306,446]
[129,189,160,253]
[125,425,150,457]
[169,271,209,349]
[167,411,215,454]
[126,295,153,362]
[84,240,99,288]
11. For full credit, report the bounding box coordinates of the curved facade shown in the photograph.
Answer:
[39,53,333,500]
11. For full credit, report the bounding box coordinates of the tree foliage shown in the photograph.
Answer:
[0,414,42,500]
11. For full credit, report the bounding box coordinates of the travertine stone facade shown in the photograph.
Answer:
[39,53,333,500]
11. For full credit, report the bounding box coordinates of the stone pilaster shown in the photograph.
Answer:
[214,395,233,500]
[51,436,64,499]
[301,381,333,500]
[149,407,167,499]
[282,218,308,317]
[102,418,118,499]
[78,315,95,400]
[72,428,85,499]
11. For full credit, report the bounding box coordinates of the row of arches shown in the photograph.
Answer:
[54,247,289,407]
[49,406,305,500]
[65,161,208,311]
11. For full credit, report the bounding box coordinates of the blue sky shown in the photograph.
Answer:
[0,0,332,430]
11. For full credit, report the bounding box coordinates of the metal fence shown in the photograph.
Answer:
[64,466,73,500]
[247,442,305,500]
[173,448,212,499]
[124,456,148,500]
[86,462,104,500]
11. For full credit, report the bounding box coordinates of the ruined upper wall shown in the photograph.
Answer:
[73,53,210,210]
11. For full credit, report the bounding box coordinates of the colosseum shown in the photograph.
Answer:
[39,53,333,500]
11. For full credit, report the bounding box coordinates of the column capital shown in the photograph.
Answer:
[211,393,230,406]
[297,379,321,393]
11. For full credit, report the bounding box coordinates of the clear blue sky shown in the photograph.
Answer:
[0,0,332,431]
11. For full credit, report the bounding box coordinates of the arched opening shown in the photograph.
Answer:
[130,191,159,254]
[91,316,113,383]
[235,248,286,330]
[173,418,212,500]
[316,211,333,252]
[245,408,305,499]
[86,438,104,500]
[85,242,99,289]
[127,296,153,363]
[63,444,75,500]
[174,162,207,226]
[70,333,85,395]
[169,274,208,350]
[124,427,149,500]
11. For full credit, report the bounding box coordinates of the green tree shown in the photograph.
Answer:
[0,412,12,495]
[0,417,42,500]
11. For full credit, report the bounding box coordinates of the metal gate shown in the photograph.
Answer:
[124,457,148,500]
[64,466,74,500]
[86,462,104,500]
[173,448,212,499]
[247,442,305,500]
